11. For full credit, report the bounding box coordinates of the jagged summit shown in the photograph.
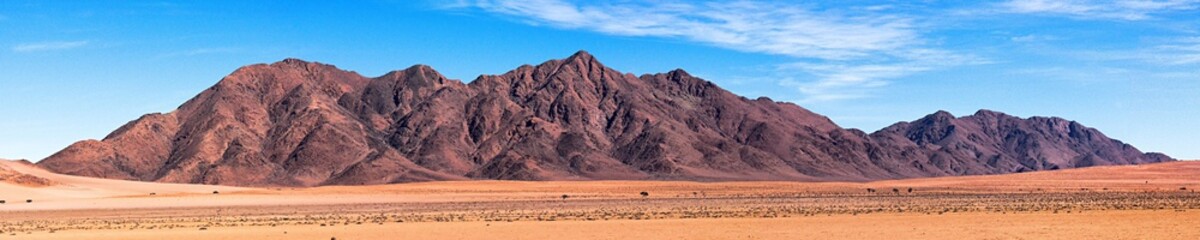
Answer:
[972,109,1005,117]
[37,52,1172,187]
[930,110,954,118]
[565,50,596,61]
[277,57,313,64]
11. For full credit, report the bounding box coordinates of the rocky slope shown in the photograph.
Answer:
[36,51,1173,186]
[870,110,1171,175]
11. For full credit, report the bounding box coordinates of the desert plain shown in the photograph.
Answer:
[3,160,1200,240]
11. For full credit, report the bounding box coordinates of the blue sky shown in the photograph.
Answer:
[1,0,1197,161]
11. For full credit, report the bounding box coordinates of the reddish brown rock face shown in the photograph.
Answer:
[869,110,1173,175]
[36,51,1173,186]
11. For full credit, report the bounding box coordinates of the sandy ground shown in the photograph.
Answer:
[2,160,1199,239]
[11,210,1200,240]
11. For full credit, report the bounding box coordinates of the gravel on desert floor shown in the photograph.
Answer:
[2,161,1199,239]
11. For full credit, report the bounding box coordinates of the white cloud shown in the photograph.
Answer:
[159,47,240,58]
[776,49,989,103]
[779,64,921,103]
[1010,66,1137,84]
[1002,0,1200,20]
[1150,38,1200,65]
[1014,37,1200,86]
[1011,35,1039,42]
[465,0,918,60]
[1010,34,1061,42]
[12,41,89,52]
[448,0,982,103]
[862,5,895,11]
[1073,37,1200,66]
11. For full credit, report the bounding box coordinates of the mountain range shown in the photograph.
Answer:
[36,51,1172,186]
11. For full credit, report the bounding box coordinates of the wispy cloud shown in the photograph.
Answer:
[1010,66,1137,84]
[1013,36,1200,87]
[157,47,241,58]
[446,0,981,102]
[1010,34,1060,42]
[1147,37,1200,65]
[777,49,990,103]
[462,0,918,60]
[779,64,923,103]
[1071,37,1200,66]
[1002,0,1200,20]
[12,41,90,52]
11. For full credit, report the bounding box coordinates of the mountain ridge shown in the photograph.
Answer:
[37,51,1172,186]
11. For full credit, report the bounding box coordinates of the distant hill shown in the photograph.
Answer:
[36,51,1172,186]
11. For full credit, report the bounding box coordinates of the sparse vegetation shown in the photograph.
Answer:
[4,161,1200,238]
[4,184,1197,236]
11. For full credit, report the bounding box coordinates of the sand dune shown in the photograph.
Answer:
[0,160,55,187]
[0,160,246,210]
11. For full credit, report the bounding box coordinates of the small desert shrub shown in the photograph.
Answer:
[640,191,649,198]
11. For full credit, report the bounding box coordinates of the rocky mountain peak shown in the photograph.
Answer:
[927,110,956,121]
[564,50,597,64]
